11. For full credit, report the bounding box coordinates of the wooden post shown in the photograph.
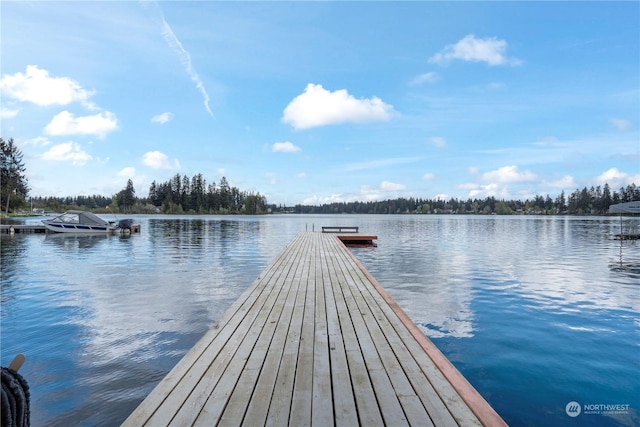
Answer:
[8,354,25,371]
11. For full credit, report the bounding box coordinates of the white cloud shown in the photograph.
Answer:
[596,168,625,183]
[481,165,536,184]
[358,190,383,202]
[459,183,478,191]
[282,83,394,129]
[151,112,173,124]
[302,180,407,205]
[1,108,19,119]
[429,34,521,66]
[297,172,307,178]
[0,65,94,107]
[461,165,536,199]
[41,141,92,165]
[409,72,439,86]
[546,175,577,189]
[609,118,632,131]
[117,167,136,178]
[142,151,179,170]
[430,136,447,147]
[464,183,505,199]
[596,168,640,188]
[24,136,51,147]
[359,181,407,201]
[380,181,406,191]
[302,194,347,205]
[44,110,118,138]
[423,172,436,181]
[272,141,301,153]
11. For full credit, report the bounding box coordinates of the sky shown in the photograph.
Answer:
[1,1,639,206]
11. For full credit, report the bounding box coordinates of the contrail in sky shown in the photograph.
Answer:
[149,2,215,119]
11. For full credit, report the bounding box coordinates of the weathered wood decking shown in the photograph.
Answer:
[0,224,141,234]
[0,224,47,234]
[123,232,505,426]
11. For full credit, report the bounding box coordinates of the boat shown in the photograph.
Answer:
[42,210,130,234]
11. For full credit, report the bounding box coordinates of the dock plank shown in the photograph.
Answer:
[215,235,310,426]
[321,236,384,426]
[311,237,333,427]
[131,237,300,426]
[318,237,358,427]
[265,234,313,427]
[170,242,297,426]
[336,236,484,426]
[328,237,410,427]
[288,234,316,427]
[240,234,311,426]
[123,232,505,427]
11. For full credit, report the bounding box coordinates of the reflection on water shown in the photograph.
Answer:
[352,216,639,426]
[354,217,639,335]
[43,233,112,251]
[1,215,639,426]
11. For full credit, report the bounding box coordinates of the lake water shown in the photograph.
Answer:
[1,214,638,426]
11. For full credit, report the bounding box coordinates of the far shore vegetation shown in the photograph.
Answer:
[282,183,638,216]
[2,137,638,217]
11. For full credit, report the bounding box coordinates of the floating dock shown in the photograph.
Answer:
[323,227,377,247]
[0,224,48,234]
[0,224,140,234]
[123,232,505,426]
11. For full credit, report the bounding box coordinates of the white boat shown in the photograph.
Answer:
[42,210,126,234]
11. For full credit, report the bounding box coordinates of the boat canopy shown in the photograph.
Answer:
[609,201,640,214]
[49,210,110,225]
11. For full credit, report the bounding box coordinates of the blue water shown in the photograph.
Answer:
[1,215,638,426]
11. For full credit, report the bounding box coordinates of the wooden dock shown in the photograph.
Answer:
[123,232,505,426]
[0,224,140,234]
[0,224,47,234]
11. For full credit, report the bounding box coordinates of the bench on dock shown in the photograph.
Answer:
[321,226,359,233]
[123,232,505,427]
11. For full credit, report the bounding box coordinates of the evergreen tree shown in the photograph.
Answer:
[1,137,29,214]
[219,177,231,211]
[116,179,136,211]
[555,190,566,213]
[602,183,612,212]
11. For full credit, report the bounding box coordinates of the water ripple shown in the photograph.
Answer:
[1,215,638,426]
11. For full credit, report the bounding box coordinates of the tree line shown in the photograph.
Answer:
[276,183,639,215]
[1,136,637,216]
[2,137,269,215]
[27,174,269,215]
[146,174,268,214]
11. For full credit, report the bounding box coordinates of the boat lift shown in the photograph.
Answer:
[609,201,640,240]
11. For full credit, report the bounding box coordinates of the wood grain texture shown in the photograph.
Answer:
[122,232,503,427]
